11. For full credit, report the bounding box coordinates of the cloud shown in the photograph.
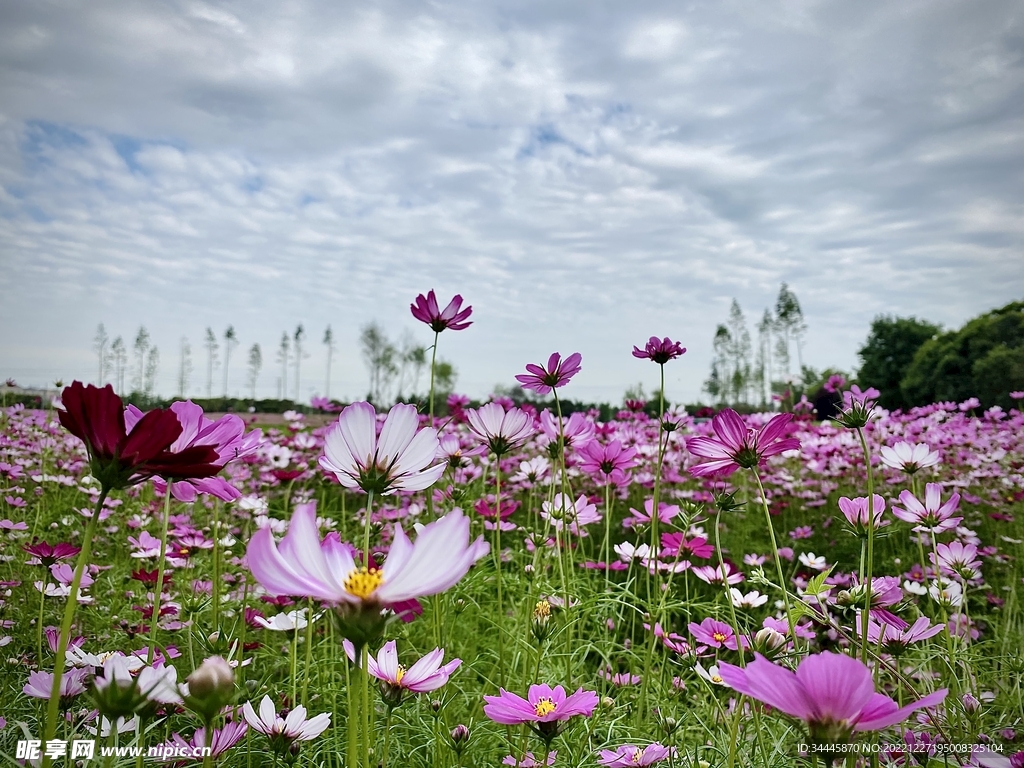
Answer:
[0,0,1022,404]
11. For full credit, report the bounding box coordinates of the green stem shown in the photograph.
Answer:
[751,470,797,645]
[856,427,875,666]
[291,625,299,705]
[494,457,506,687]
[147,489,174,667]
[362,490,376,567]
[381,707,393,768]
[603,483,612,586]
[212,500,221,629]
[302,599,314,706]
[361,646,371,768]
[41,487,107,768]
[202,720,214,768]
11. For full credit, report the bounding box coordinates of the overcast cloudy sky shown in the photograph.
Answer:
[1,0,1022,404]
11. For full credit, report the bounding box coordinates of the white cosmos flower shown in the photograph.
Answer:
[879,442,940,474]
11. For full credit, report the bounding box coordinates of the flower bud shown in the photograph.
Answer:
[600,696,615,710]
[753,627,787,656]
[531,600,552,643]
[431,699,442,713]
[661,716,678,735]
[184,656,235,722]
[962,693,981,715]
[450,724,470,749]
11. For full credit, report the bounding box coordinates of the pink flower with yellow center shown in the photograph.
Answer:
[245,502,489,609]
[484,684,598,740]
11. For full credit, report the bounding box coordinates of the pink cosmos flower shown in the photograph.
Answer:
[516,353,583,395]
[891,484,962,533]
[344,639,461,704]
[242,696,330,744]
[661,532,714,559]
[160,721,248,759]
[632,337,686,364]
[503,752,557,767]
[879,442,940,474]
[576,440,638,487]
[688,617,748,651]
[866,617,944,655]
[466,402,536,456]
[539,411,595,450]
[24,668,89,700]
[624,499,680,528]
[931,541,982,580]
[126,401,262,502]
[599,744,674,767]
[246,501,489,607]
[686,410,800,477]
[320,402,445,495]
[838,494,887,535]
[540,494,601,536]
[692,563,745,586]
[483,684,598,738]
[410,290,473,332]
[718,652,947,742]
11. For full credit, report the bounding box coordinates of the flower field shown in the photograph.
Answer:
[2,296,1024,767]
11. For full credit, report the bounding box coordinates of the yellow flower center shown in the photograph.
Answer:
[344,567,383,599]
[711,673,723,684]
[533,697,556,717]
[631,748,646,764]
[534,600,551,620]
[712,632,728,643]
[396,666,406,684]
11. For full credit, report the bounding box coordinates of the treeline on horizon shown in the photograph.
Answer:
[4,298,1022,418]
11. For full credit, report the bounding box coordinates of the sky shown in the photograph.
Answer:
[1,0,1022,405]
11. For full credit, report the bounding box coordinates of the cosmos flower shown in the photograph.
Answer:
[410,290,473,332]
[718,652,947,742]
[688,617,748,651]
[599,744,674,767]
[515,353,583,395]
[125,400,262,502]
[576,440,637,487]
[892,485,962,533]
[838,495,887,535]
[466,402,536,456]
[24,668,89,700]
[246,501,489,608]
[879,442,940,474]
[344,639,461,705]
[242,696,330,744]
[483,684,598,736]
[866,617,944,655]
[686,410,800,477]
[23,541,81,567]
[540,494,601,536]
[160,721,248,760]
[319,402,445,495]
[631,336,686,364]
[57,381,221,491]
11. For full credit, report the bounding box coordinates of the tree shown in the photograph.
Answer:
[323,326,336,399]
[293,325,308,402]
[360,322,399,404]
[774,283,804,378]
[277,333,290,400]
[726,300,752,404]
[133,327,151,394]
[204,328,219,398]
[110,336,127,394]
[93,324,109,385]
[757,309,775,406]
[177,337,193,398]
[901,301,1024,410]
[247,343,262,400]
[434,359,458,395]
[857,315,941,410]
[222,326,238,397]
[704,324,732,405]
[144,346,160,398]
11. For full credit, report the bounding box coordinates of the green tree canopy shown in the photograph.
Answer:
[901,301,1024,410]
[857,315,940,410]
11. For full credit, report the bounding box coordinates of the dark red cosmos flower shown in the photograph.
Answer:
[23,541,81,567]
[58,381,221,491]
[410,290,473,333]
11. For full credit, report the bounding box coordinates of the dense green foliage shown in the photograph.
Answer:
[902,301,1024,410]
[857,316,942,410]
